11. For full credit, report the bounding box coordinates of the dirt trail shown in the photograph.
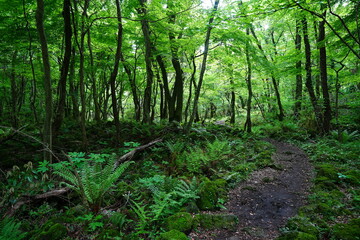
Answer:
[190,139,314,240]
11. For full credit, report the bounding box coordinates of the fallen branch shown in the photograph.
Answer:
[3,188,70,219]
[114,138,163,168]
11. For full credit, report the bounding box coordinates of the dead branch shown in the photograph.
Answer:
[114,138,163,168]
[2,188,70,219]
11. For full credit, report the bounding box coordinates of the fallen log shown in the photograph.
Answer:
[114,138,163,168]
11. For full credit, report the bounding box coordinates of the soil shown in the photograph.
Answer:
[189,139,314,240]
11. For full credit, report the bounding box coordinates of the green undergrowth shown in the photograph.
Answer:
[0,122,275,239]
[278,136,360,240]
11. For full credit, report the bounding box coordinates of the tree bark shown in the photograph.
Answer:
[302,17,321,129]
[109,0,123,141]
[35,0,53,162]
[187,0,220,131]
[138,0,154,124]
[294,19,302,119]
[244,28,252,133]
[53,0,72,136]
[318,9,332,133]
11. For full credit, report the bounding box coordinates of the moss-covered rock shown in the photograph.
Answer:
[196,178,226,210]
[165,212,193,233]
[158,229,188,240]
[31,222,67,240]
[332,218,360,240]
[277,231,317,240]
[193,214,238,230]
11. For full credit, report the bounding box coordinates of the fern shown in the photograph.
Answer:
[0,218,26,240]
[54,153,133,213]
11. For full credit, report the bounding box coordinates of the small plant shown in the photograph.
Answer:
[76,213,104,232]
[0,218,26,239]
[54,153,133,213]
[330,129,359,143]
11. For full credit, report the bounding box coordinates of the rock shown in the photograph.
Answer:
[196,178,226,210]
[165,212,193,233]
[193,214,238,230]
[158,229,188,240]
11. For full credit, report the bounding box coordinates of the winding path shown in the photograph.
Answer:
[190,139,314,240]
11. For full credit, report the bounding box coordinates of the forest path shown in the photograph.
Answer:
[190,139,314,240]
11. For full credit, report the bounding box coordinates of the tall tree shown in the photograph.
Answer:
[318,7,331,133]
[109,0,124,141]
[35,0,53,161]
[53,0,72,136]
[138,0,154,124]
[294,19,302,118]
[187,0,220,130]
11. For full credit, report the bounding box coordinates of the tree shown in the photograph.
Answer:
[35,0,53,161]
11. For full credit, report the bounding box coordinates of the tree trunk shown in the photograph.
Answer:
[87,30,101,122]
[138,0,154,124]
[78,0,89,149]
[318,9,332,133]
[230,76,236,124]
[53,0,72,136]
[187,0,220,131]
[35,0,53,162]
[302,17,321,129]
[244,28,252,133]
[294,19,302,119]
[109,0,123,141]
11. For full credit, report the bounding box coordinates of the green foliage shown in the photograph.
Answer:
[53,153,133,213]
[0,218,26,240]
[196,178,226,210]
[332,218,360,240]
[330,129,359,143]
[76,213,104,232]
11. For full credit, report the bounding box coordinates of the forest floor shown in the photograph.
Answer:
[189,139,315,240]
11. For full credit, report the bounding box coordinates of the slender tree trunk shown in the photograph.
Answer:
[53,0,72,136]
[244,28,252,133]
[318,9,332,133]
[10,51,18,128]
[184,55,196,123]
[78,0,89,148]
[138,0,154,124]
[302,17,321,129]
[109,0,123,141]
[69,47,79,120]
[35,0,53,161]
[23,0,39,125]
[294,19,302,119]
[87,30,101,122]
[187,0,220,131]
[121,52,141,121]
[250,26,284,121]
[230,77,236,124]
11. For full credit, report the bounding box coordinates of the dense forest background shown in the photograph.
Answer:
[0,0,359,239]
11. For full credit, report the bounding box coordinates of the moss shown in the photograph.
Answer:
[193,214,238,230]
[316,164,339,182]
[286,216,319,236]
[158,229,188,240]
[343,170,360,186]
[277,231,317,240]
[165,212,193,233]
[313,177,338,190]
[33,223,67,240]
[332,218,360,240]
[196,178,226,210]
